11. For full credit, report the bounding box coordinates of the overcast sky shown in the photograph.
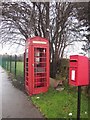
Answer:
[0,43,25,55]
[0,40,88,58]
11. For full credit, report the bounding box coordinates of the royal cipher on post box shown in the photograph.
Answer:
[69,55,89,86]
[25,36,49,96]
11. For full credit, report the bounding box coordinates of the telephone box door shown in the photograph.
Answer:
[32,46,48,93]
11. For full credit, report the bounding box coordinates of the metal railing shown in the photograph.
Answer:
[0,54,24,81]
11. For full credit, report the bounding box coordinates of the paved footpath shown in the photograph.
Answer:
[0,66,44,118]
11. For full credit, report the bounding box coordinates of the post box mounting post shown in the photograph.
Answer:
[77,86,81,120]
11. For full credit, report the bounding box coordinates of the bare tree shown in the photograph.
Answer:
[1,1,89,78]
[72,2,90,51]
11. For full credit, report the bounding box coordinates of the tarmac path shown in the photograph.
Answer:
[0,66,44,119]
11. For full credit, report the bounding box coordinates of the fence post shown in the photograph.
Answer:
[10,55,12,73]
[7,55,9,70]
[15,55,17,76]
[3,56,5,69]
[6,56,8,70]
[4,57,6,69]
[5,54,7,70]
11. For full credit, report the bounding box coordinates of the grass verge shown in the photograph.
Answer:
[31,87,88,119]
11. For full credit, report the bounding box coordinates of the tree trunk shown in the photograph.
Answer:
[51,53,57,79]
[45,2,49,40]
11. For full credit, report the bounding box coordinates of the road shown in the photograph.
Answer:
[0,66,44,119]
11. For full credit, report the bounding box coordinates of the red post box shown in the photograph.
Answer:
[89,59,90,85]
[69,55,89,86]
[25,36,49,96]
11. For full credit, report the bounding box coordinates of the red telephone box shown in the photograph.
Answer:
[69,55,89,86]
[25,36,49,96]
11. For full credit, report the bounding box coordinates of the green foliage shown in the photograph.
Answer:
[0,55,2,66]
[31,87,88,119]
[59,59,69,78]
[51,58,69,80]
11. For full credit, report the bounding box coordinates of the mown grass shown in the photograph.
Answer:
[16,61,24,77]
[31,87,88,119]
[10,61,24,78]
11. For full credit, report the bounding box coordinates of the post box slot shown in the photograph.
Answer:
[70,59,77,62]
[70,59,78,67]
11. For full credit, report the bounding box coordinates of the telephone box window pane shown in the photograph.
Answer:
[34,47,47,88]
[26,58,28,62]
[26,49,28,58]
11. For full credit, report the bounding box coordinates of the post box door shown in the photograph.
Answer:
[69,58,78,85]
[33,47,47,88]
[89,59,90,85]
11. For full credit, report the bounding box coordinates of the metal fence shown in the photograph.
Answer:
[0,54,24,81]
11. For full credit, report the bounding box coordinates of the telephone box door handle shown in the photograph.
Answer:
[32,64,34,67]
